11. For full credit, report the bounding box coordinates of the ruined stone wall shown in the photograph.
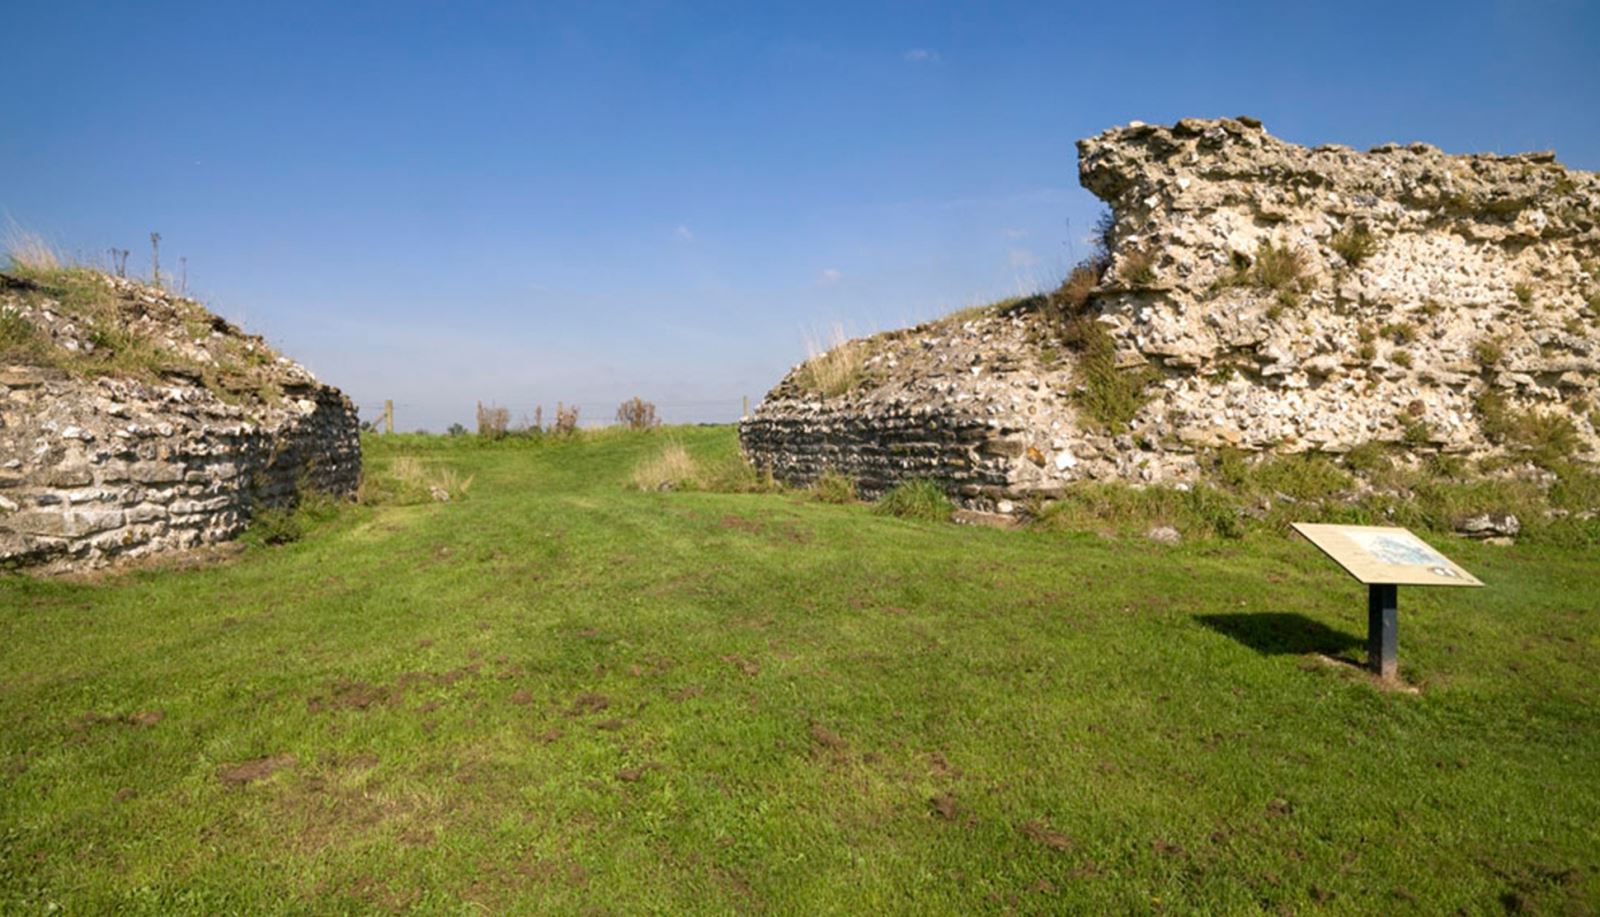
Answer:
[1,275,361,572]
[740,118,1600,509]
[1080,116,1599,458]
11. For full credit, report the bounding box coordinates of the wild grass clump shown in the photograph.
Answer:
[698,454,783,494]
[626,436,783,495]
[1329,225,1377,266]
[360,455,475,505]
[1028,434,1595,546]
[873,479,953,521]
[809,470,858,504]
[940,295,1027,326]
[1219,240,1308,293]
[1253,242,1308,291]
[1,250,278,396]
[616,397,660,430]
[1037,259,1155,432]
[476,402,510,440]
[1472,337,1504,368]
[1243,452,1353,503]
[1380,321,1418,344]
[1475,391,1583,468]
[1465,390,1580,467]
[3,224,61,273]
[796,326,868,398]
[553,403,581,436]
[1035,483,1244,539]
[1513,282,1534,308]
[1118,247,1157,287]
[1061,295,1156,432]
[246,490,342,546]
[1342,441,1393,474]
[0,306,46,360]
[630,441,699,491]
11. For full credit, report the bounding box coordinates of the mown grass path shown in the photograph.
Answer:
[2,428,1597,913]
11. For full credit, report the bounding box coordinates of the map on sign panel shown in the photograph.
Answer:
[1290,523,1484,587]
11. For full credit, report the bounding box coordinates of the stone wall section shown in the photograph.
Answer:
[1,278,361,572]
[0,369,359,571]
[740,118,1600,508]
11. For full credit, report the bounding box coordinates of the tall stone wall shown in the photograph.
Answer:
[740,118,1600,509]
[1,274,361,572]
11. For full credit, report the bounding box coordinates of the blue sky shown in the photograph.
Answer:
[4,1,1597,430]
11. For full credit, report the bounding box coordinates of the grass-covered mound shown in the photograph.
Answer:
[1,427,1596,912]
[1,259,294,405]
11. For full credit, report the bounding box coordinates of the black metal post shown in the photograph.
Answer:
[1367,583,1398,680]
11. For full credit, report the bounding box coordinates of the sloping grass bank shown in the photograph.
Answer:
[1,427,1596,913]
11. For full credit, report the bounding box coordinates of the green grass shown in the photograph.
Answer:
[1329,225,1377,267]
[0,265,283,402]
[873,479,953,521]
[2,427,1598,913]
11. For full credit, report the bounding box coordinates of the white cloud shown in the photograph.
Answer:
[674,225,694,242]
[817,268,842,286]
[902,48,940,63]
[1008,248,1038,268]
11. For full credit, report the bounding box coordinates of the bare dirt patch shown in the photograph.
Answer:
[307,680,398,713]
[718,515,763,534]
[509,689,534,706]
[73,710,166,735]
[1020,820,1073,851]
[930,793,959,820]
[567,693,610,716]
[723,654,760,676]
[809,723,848,751]
[927,751,960,777]
[615,763,662,782]
[218,754,296,785]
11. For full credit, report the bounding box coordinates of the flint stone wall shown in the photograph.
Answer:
[741,117,1600,507]
[0,368,359,571]
[1,275,361,572]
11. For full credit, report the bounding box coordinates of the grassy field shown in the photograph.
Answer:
[2,427,1597,914]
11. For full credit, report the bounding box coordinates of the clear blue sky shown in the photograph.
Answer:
[5,1,1597,430]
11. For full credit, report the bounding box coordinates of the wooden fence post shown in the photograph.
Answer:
[384,400,394,435]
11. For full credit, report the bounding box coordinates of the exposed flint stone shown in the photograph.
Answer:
[739,117,1599,510]
[2,275,362,573]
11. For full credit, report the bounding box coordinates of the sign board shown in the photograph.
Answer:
[1291,523,1483,588]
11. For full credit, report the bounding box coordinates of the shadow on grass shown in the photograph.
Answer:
[1196,612,1363,658]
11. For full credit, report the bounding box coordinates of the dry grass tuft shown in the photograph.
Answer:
[362,456,475,505]
[476,402,510,439]
[3,223,61,273]
[553,403,581,435]
[616,397,660,430]
[631,441,699,491]
[808,470,858,504]
[796,325,867,398]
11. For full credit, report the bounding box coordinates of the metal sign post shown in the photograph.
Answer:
[1291,524,1483,680]
[1367,583,1399,680]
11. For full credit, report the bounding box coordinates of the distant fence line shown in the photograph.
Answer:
[356,398,752,434]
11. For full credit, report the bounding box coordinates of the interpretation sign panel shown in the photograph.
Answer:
[1291,523,1483,588]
